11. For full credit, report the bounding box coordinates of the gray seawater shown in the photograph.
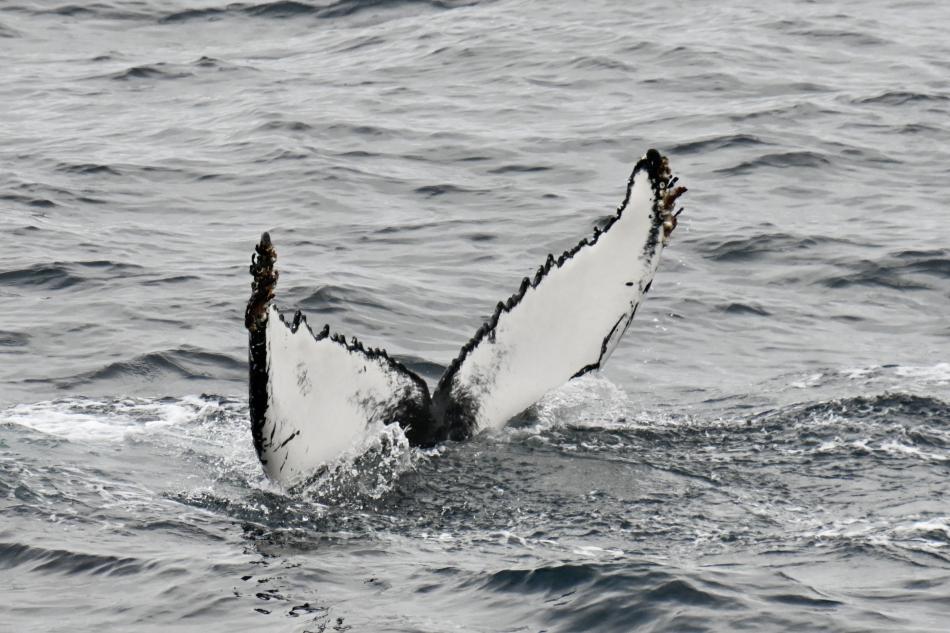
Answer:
[2,1,949,631]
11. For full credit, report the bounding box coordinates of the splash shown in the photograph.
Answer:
[0,396,229,443]
[296,419,432,506]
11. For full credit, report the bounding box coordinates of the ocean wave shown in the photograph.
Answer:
[0,192,58,208]
[755,392,948,425]
[159,0,474,24]
[719,302,771,316]
[789,28,890,47]
[897,122,946,135]
[808,514,950,563]
[516,389,950,465]
[470,563,736,632]
[253,119,315,134]
[55,162,123,176]
[191,55,247,71]
[893,363,950,385]
[108,63,194,81]
[820,248,950,290]
[54,348,244,388]
[0,21,19,38]
[782,364,950,401]
[0,260,144,290]
[296,283,393,315]
[716,150,831,175]
[752,393,950,463]
[566,55,633,72]
[670,133,769,155]
[855,91,950,106]
[0,542,153,576]
[696,232,855,262]
[0,263,83,289]
[1,395,243,443]
[412,183,480,197]
[160,1,320,23]
[85,56,247,83]
[0,330,30,347]
[140,274,202,286]
[487,163,552,174]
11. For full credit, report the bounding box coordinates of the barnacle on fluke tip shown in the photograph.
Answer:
[246,149,687,486]
[245,232,277,332]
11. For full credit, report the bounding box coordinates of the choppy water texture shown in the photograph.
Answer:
[2,1,949,631]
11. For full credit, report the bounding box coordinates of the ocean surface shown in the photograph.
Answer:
[2,0,949,631]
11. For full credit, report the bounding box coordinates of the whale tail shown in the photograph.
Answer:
[247,149,686,487]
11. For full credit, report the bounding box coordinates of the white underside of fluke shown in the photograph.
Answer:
[259,308,425,486]
[443,167,664,431]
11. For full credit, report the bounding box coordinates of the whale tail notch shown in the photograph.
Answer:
[246,149,686,487]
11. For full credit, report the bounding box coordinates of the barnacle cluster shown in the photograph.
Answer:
[245,232,278,332]
[657,155,687,246]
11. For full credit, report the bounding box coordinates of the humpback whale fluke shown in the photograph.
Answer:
[247,149,687,486]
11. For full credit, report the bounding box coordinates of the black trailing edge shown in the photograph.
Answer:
[246,232,277,464]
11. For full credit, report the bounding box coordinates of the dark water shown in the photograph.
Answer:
[2,1,949,631]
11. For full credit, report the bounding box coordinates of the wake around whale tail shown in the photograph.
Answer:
[246,149,686,487]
